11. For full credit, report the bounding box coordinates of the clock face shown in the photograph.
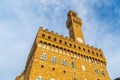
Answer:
[77,37,84,43]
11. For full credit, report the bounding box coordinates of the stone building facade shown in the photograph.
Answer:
[16,10,110,80]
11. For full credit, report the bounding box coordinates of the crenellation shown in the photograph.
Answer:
[60,34,64,38]
[95,47,98,50]
[55,32,59,36]
[39,29,105,60]
[50,31,54,34]
[39,26,43,30]
[45,28,48,32]
[65,36,69,39]
[91,46,94,49]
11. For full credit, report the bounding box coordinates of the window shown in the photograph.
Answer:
[88,50,90,53]
[78,46,81,50]
[36,76,44,80]
[47,44,50,50]
[63,49,66,54]
[52,67,55,71]
[52,56,57,63]
[42,34,45,37]
[74,45,76,48]
[48,36,51,39]
[59,40,62,43]
[62,59,67,66]
[55,47,59,52]
[83,48,85,51]
[71,62,74,68]
[63,70,66,73]
[94,69,98,74]
[100,54,102,57]
[41,65,44,68]
[101,71,105,76]
[59,48,62,54]
[54,38,57,41]
[97,60,100,65]
[96,52,99,56]
[65,42,67,45]
[51,45,55,51]
[42,43,46,49]
[92,51,94,54]
[67,50,70,56]
[70,43,72,47]
[38,41,42,47]
[40,53,46,60]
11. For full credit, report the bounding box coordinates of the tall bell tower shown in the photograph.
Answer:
[66,10,85,44]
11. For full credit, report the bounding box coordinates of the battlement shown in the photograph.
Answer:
[39,27,102,51]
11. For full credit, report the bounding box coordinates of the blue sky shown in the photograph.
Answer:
[0,0,120,80]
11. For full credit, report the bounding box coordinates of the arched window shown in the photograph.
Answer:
[91,58,94,63]
[59,40,62,43]
[62,59,67,66]
[86,56,89,62]
[100,54,103,57]
[63,49,66,54]
[38,41,43,47]
[47,43,51,50]
[59,47,62,54]
[83,48,85,51]
[70,51,74,57]
[78,53,80,58]
[70,43,72,47]
[42,34,45,37]
[48,36,51,39]
[36,76,44,80]
[71,62,74,68]
[54,38,57,41]
[67,50,70,56]
[42,42,47,49]
[74,45,76,48]
[89,57,92,62]
[78,46,81,50]
[96,52,99,56]
[73,52,77,58]
[40,53,46,60]
[51,56,57,63]
[55,46,59,53]
[92,51,94,55]
[88,50,90,53]
[51,45,55,51]
[64,42,67,45]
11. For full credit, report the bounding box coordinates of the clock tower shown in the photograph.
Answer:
[66,10,85,43]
